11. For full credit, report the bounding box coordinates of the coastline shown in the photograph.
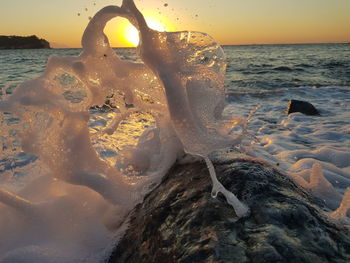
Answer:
[0,35,50,50]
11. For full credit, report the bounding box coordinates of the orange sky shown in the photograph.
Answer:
[0,0,349,48]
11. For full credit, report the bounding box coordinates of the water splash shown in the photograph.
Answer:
[0,0,249,261]
[122,0,249,216]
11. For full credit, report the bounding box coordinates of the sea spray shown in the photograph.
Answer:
[122,0,249,216]
[0,0,250,261]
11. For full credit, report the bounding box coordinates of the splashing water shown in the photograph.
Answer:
[0,0,250,262]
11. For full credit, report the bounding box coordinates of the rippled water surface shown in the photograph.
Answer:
[1,44,350,92]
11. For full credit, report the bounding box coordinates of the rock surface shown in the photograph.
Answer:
[0,35,50,49]
[108,151,350,263]
[287,99,320,116]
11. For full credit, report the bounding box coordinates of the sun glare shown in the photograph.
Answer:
[124,24,139,47]
[124,17,167,47]
[104,14,172,47]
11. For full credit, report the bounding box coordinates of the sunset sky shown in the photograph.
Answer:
[0,0,349,48]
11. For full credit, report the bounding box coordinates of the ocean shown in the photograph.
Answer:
[1,44,350,170]
[0,43,350,262]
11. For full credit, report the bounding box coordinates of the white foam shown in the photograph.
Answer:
[225,86,350,216]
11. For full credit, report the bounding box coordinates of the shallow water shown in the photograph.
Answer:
[1,36,350,262]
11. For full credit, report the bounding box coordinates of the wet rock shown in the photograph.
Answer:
[108,151,350,263]
[287,100,320,116]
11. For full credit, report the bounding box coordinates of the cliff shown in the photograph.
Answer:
[109,151,350,263]
[0,35,50,49]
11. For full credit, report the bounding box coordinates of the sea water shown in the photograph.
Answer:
[2,44,349,180]
[0,3,350,262]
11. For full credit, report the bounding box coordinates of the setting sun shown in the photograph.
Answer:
[124,17,167,47]
[124,23,139,46]
[104,14,170,47]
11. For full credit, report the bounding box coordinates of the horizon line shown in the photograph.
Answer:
[51,41,350,49]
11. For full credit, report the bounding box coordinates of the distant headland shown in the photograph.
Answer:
[0,35,50,49]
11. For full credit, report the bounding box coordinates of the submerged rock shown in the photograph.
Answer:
[108,152,350,263]
[287,99,320,116]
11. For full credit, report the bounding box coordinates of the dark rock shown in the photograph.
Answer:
[287,100,320,116]
[108,151,350,263]
[0,35,50,49]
